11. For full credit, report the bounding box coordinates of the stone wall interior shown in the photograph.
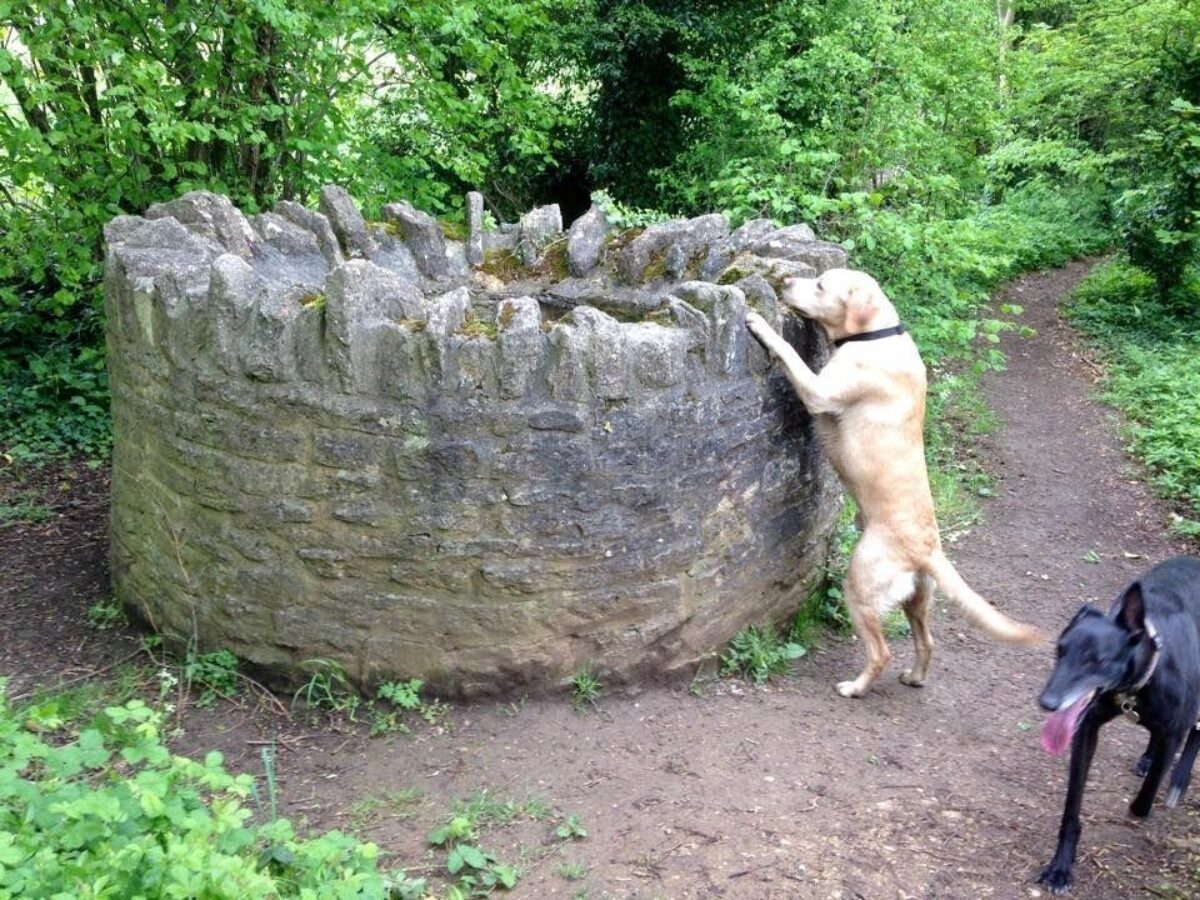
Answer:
[104,186,845,696]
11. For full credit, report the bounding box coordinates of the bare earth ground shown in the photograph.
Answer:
[2,260,1198,899]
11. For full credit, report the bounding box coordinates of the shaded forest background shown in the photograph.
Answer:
[1,1,1197,510]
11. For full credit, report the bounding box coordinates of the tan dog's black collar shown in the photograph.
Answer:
[833,324,906,348]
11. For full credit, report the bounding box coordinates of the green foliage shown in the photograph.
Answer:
[371,678,448,735]
[720,625,806,685]
[427,796,521,896]
[568,669,603,710]
[1067,261,1200,533]
[1,1,580,459]
[291,658,360,719]
[0,493,53,527]
[1006,0,1199,295]
[183,648,241,707]
[85,597,127,631]
[0,682,423,898]
[555,814,588,841]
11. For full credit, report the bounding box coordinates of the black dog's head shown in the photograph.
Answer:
[1038,584,1151,754]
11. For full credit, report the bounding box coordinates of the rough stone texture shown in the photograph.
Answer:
[275,200,344,267]
[567,205,610,277]
[381,200,451,278]
[319,185,375,259]
[106,188,847,698]
[618,214,730,283]
[466,191,485,266]
[146,191,257,259]
[517,204,563,267]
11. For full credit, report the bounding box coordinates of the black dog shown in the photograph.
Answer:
[1037,556,1200,893]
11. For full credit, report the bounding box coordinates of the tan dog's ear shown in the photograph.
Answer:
[842,283,878,334]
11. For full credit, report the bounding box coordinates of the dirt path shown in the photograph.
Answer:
[2,260,1197,898]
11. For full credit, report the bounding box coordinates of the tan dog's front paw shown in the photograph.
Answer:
[899,670,925,687]
[835,680,865,698]
[744,310,772,342]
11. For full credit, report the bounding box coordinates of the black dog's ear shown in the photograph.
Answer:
[1064,603,1102,631]
[1117,583,1146,636]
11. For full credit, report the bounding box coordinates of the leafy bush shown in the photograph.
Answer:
[0,683,424,898]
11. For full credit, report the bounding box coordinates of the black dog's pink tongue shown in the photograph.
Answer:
[1041,694,1091,755]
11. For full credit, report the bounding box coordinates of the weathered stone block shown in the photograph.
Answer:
[567,205,610,276]
[466,191,485,266]
[147,191,256,258]
[618,214,729,283]
[319,185,375,259]
[382,200,451,278]
[518,204,563,267]
[497,297,543,399]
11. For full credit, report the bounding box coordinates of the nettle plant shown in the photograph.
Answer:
[0,682,424,898]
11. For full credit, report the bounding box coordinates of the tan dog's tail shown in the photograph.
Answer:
[924,550,1044,645]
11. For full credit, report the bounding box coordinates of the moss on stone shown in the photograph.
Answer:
[439,218,468,241]
[396,318,427,332]
[456,308,498,341]
[480,249,525,282]
[498,302,518,331]
[530,239,569,281]
[301,292,326,311]
[639,251,668,283]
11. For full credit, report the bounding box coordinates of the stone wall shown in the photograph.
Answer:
[104,187,845,696]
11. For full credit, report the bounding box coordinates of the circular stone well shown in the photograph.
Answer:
[104,187,844,696]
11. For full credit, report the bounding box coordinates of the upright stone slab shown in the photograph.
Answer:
[319,185,375,259]
[106,187,846,698]
[381,200,450,279]
[567,205,610,277]
[466,191,485,267]
[518,204,563,267]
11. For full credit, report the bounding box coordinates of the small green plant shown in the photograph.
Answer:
[371,678,449,735]
[347,789,424,831]
[557,860,588,881]
[555,814,588,841]
[720,625,806,685]
[183,648,240,707]
[86,597,127,630]
[569,669,603,711]
[0,496,53,526]
[291,658,360,719]
[428,804,519,895]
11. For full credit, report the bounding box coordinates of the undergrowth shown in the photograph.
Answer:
[1066,260,1200,537]
[0,680,426,899]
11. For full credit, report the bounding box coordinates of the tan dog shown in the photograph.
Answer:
[745,267,1041,697]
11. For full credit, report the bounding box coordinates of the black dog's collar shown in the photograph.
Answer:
[833,324,906,348]
[1113,617,1163,722]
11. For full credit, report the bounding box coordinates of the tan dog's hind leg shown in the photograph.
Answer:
[899,575,935,687]
[836,537,901,698]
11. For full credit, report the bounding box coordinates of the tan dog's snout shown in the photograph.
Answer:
[780,276,817,314]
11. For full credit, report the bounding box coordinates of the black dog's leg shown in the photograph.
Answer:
[1039,707,1117,894]
[1166,728,1200,808]
[1130,731,1184,818]
[1135,742,1152,777]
